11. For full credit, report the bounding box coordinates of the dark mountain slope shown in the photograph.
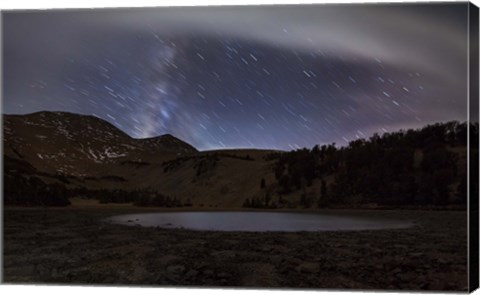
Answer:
[3,111,197,177]
[3,111,273,207]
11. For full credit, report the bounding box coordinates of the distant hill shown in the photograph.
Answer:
[3,111,477,209]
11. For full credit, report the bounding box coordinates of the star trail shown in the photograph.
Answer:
[3,3,470,150]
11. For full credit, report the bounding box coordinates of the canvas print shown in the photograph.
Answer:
[2,2,479,292]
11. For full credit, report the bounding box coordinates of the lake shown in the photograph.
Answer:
[107,211,413,232]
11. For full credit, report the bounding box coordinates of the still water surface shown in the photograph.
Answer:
[107,212,413,232]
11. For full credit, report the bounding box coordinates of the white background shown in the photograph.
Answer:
[0,0,478,295]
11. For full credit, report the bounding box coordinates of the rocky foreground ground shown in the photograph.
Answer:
[3,208,468,291]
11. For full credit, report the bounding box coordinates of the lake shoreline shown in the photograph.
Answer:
[106,211,415,232]
[3,207,468,291]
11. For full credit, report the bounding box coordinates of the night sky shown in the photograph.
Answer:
[3,3,470,151]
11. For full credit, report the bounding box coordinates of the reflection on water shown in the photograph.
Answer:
[107,212,413,232]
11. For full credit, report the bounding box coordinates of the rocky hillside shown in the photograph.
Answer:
[4,111,197,175]
[3,111,276,207]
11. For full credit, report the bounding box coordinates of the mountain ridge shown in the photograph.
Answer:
[4,111,197,149]
[3,111,476,209]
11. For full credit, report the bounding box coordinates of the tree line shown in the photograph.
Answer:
[260,121,478,208]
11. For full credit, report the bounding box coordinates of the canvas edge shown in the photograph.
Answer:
[468,1,479,293]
